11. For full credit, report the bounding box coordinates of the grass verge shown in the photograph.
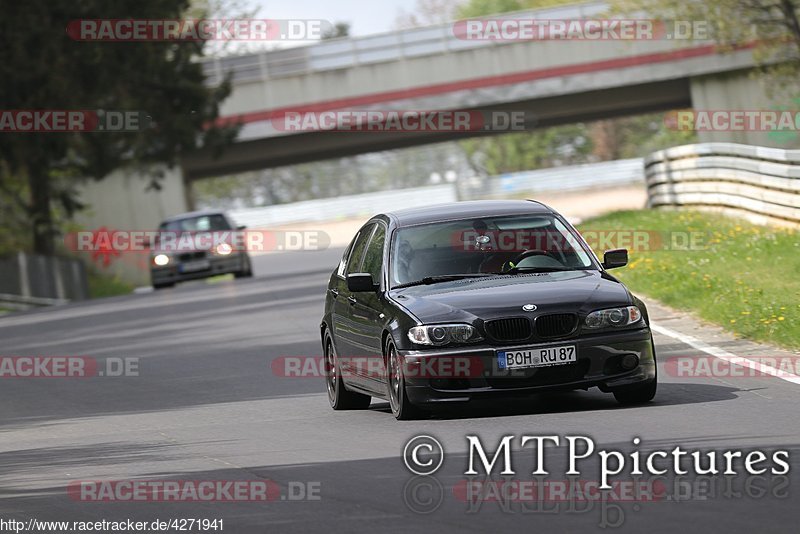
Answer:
[577,209,800,349]
[87,270,135,299]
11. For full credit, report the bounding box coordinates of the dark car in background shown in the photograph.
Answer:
[321,200,657,419]
[150,210,253,289]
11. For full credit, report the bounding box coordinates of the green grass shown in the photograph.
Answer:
[205,274,234,284]
[577,210,800,349]
[87,271,135,299]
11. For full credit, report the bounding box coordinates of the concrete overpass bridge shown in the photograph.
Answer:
[182,1,774,180]
[75,0,784,285]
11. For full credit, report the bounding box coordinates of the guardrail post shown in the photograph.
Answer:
[17,252,31,298]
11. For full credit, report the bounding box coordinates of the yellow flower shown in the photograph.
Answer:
[778,317,785,321]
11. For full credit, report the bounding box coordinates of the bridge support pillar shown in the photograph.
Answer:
[690,70,799,149]
[73,165,189,287]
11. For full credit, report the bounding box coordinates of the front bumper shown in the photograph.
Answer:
[150,254,246,284]
[399,327,655,406]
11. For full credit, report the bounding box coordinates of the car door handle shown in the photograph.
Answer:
[328,288,339,298]
[347,296,357,305]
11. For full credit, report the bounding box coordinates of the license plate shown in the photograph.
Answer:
[498,345,576,370]
[179,260,210,273]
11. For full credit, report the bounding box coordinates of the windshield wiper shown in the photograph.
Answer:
[392,273,495,289]
[496,266,575,275]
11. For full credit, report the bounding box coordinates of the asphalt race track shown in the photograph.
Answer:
[1,247,798,533]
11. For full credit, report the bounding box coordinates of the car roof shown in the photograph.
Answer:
[385,200,553,227]
[160,210,228,223]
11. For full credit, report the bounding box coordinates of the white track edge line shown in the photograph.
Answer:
[651,323,800,386]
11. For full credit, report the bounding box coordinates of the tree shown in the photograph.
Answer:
[322,22,351,40]
[395,0,463,28]
[0,0,238,255]
[456,0,575,18]
[615,0,800,97]
[460,125,592,175]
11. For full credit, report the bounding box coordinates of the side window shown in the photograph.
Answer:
[361,224,386,283]
[345,224,375,275]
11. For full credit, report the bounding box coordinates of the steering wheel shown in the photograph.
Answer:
[501,249,568,272]
[511,249,554,265]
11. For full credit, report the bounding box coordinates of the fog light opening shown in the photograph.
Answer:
[621,354,639,371]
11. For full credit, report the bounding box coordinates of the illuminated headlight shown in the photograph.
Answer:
[215,243,233,255]
[584,306,642,329]
[153,254,170,266]
[407,324,482,346]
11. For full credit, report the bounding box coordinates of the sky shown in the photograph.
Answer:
[252,0,421,37]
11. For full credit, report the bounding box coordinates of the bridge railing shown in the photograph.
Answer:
[645,143,800,226]
[201,1,609,84]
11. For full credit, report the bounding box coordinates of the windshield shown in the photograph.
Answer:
[390,214,595,287]
[159,214,231,232]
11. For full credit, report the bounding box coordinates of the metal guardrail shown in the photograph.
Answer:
[0,293,68,311]
[0,252,88,305]
[200,1,609,84]
[645,143,800,225]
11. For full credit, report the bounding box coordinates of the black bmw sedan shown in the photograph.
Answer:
[321,200,657,419]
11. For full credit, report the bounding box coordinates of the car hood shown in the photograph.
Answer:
[389,270,632,323]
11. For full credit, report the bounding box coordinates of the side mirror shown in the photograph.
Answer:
[347,273,378,292]
[237,224,247,230]
[602,249,628,270]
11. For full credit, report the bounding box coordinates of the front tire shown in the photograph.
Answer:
[234,254,253,278]
[324,333,370,410]
[153,282,174,290]
[386,340,423,420]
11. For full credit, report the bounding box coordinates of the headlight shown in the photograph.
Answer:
[584,306,642,329]
[215,243,233,255]
[153,254,170,266]
[407,324,482,346]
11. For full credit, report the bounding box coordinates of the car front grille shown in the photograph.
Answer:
[535,313,578,339]
[486,359,590,389]
[178,251,207,262]
[485,317,532,342]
